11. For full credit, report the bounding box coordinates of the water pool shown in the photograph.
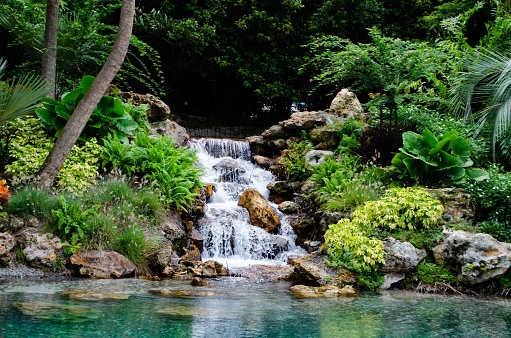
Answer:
[1,277,511,338]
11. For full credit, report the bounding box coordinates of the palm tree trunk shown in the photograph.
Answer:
[42,0,60,99]
[38,0,135,189]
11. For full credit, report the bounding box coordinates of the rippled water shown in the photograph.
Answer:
[1,278,511,338]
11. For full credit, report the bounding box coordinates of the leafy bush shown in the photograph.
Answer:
[281,132,314,180]
[5,118,102,193]
[413,261,457,284]
[392,129,488,186]
[309,157,387,212]
[324,218,385,273]
[36,75,148,143]
[102,131,203,211]
[355,187,444,231]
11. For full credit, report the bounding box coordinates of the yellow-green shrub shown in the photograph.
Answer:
[5,118,102,193]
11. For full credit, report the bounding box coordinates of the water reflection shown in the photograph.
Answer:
[1,278,511,337]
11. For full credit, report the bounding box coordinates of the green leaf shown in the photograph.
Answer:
[466,168,489,181]
[55,105,72,120]
[79,75,95,92]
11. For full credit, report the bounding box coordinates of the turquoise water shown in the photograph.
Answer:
[1,277,511,338]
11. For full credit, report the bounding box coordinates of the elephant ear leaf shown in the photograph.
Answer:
[391,152,407,169]
[403,157,425,180]
[79,75,95,92]
[451,137,471,164]
[402,131,426,156]
[422,129,438,148]
[466,168,489,181]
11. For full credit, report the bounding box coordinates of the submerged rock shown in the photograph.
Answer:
[290,284,356,298]
[59,290,129,301]
[156,305,232,318]
[148,288,215,298]
[13,301,101,322]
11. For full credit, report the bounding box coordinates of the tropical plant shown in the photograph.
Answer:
[450,47,511,166]
[36,75,146,143]
[391,129,488,186]
[0,58,48,126]
[102,131,203,211]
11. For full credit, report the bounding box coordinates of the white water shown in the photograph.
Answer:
[189,138,305,268]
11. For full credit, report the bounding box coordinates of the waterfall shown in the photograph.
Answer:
[189,138,305,267]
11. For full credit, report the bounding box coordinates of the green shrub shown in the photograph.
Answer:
[36,75,148,143]
[358,270,384,291]
[324,218,385,273]
[355,187,444,231]
[281,132,314,180]
[5,188,58,220]
[102,131,203,211]
[480,220,511,243]
[5,118,103,193]
[413,261,457,284]
[113,225,151,267]
[392,129,488,186]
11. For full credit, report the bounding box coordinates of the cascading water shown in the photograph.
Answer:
[189,138,305,268]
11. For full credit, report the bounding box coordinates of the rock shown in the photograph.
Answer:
[191,277,211,286]
[381,238,427,273]
[288,216,316,246]
[329,89,364,119]
[246,135,275,157]
[18,230,63,269]
[379,273,406,290]
[280,111,327,130]
[267,181,302,196]
[228,264,294,281]
[309,126,340,150]
[13,301,101,322]
[261,124,290,139]
[238,188,280,233]
[59,290,129,301]
[189,229,204,253]
[148,119,189,146]
[149,288,215,298]
[253,155,275,169]
[315,211,348,240]
[181,245,201,262]
[119,92,173,122]
[290,284,356,298]
[161,264,188,278]
[0,232,15,266]
[6,216,24,233]
[160,212,187,242]
[289,252,357,286]
[213,158,247,183]
[189,260,228,278]
[204,183,216,199]
[435,230,511,285]
[269,138,287,150]
[303,240,322,253]
[151,247,181,271]
[156,305,232,318]
[69,250,136,278]
[305,150,334,168]
[278,201,299,214]
[426,188,474,226]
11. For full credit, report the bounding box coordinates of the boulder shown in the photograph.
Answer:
[288,216,316,246]
[69,250,136,278]
[426,188,474,226]
[238,188,280,233]
[181,245,202,262]
[149,288,215,298]
[289,252,357,287]
[204,183,216,199]
[0,232,15,266]
[280,111,327,130]
[309,126,340,150]
[149,119,189,146]
[119,92,173,122]
[59,290,129,301]
[278,201,299,214]
[267,181,302,196]
[329,89,364,119]
[305,150,334,168]
[13,301,100,322]
[290,284,356,298]
[18,230,63,268]
[303,240,322,253]
[189,229,204,253]
[246,135,275,157]
[212,158,247,183]
[379,273,406,290]
[253,155,275,169]
[189,260,228,278]
[261,124,290,139]
[381,237,427,273]
[160,211,187,242]
[434,230,511,285]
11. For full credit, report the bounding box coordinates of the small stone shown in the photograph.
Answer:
[191,277,211,286]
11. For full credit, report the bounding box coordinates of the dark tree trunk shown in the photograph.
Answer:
[42,0,60,99]
[38,0,135,189]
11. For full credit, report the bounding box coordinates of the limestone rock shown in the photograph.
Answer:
[381,237,427,273]
[181,245,201,262]
[0,232,15,266]
[253,155,275,169]
[303,240,322,253]
[189,229,204,253]
[278,201,299,214]
[238,188,279,233]
[261,124,290,139]
[289,251,357,286]
[160,211,187,242]
[379,273,406,290]
[436,230,511,285]
[309,126,340,150]
[69,250,136,278]
[149,119,189,146]
[305,150,334,168]
[329,89,364,119]
[204,183,216,199]
[189,260,228,278]
[288,216,316,246]
[246,135,274,157]
[426,188,474,226]
[119,92,173,122]
[267,181,302,196]
[19,230,63,268]
[290,284,356,298]
[280,111,327,130]
[59,290,129,301]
